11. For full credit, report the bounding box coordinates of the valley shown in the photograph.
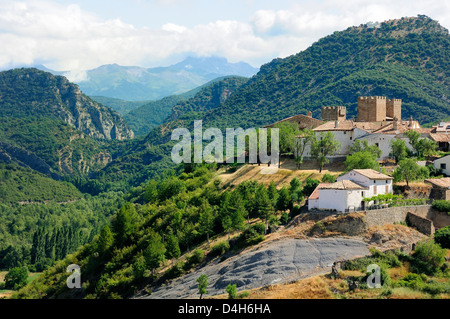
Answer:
[0,15,449,301]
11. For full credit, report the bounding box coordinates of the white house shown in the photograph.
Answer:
[308,169,393,212]
[434,155,450,176]
[298,120,380,160]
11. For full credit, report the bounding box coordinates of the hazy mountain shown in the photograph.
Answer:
[74,56,258,101]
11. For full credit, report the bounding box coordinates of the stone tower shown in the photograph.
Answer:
[357,96,387,122]
[386,98,402,120]
[322,106,346,121]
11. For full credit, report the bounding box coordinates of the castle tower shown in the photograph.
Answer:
[357,96,387,122]
[321,106,346,121]
[386,98,402,120]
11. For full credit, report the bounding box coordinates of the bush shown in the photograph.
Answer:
[432,200,450,213]
[209,241,230,258]
[411,239,446,275]
[4,266,29,290]
[393,273,425,290]
[226,284,237,299]
[165,261,185,279]
[280,212,290,224]
[321,174,337,183]
[251,223,266,235]
[434,226,450,249]
[185,249,205,268]
[235,227,265,249]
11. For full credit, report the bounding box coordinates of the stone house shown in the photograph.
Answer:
[424,177,450,200]
[308,169,393,212]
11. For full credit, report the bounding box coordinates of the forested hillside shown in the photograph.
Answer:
[197,16,449,129]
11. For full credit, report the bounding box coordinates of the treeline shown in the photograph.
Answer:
[0,191,126,271]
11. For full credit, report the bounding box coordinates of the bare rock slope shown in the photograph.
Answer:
[139,237,369,299]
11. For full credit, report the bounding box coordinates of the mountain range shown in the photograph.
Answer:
[1,14,450,300]
[17,56,259,102]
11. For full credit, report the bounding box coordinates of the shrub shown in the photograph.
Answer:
[186,249,205,267]
[280,212,290,224]
[226,284,237,299]
[432,200,450,213]
[393,273,425,290]
[235,227,265,249]
[411,239,446,275]
[4,266,29,290]
[251,223,266,235]
[321,173,337,183]
[209,241,230,258]
[434,225,450,249]
[165,261,185,279]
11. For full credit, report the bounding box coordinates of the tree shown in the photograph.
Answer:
[97,225,114,255]
[113,204,137,246]
[391,138,408,163]
[393,158,429,187]
[165,232,181,260]
[302,178,320,197]
[144,180,158,204]
[349,140,382,158]
[405,130,436,159]
[276,187,291,212]
[267,181,279,207]
[294,129,315,169]
[273,121,302,154]
[196,274,209,299]
[144,232,166,273]
[226,284,237,299]
[4,266,28,290]
[254,185,274,233]
[311,132,341,172]
[321,174,336,183]
[345,151,380,171]
[198,202,215,245]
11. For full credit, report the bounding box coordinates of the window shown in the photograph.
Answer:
[441,163,447,170]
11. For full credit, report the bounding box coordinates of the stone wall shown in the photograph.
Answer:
[406,212,434,235]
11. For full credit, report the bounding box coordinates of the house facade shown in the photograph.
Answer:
[434,155,450,176]
[308,169,393,212]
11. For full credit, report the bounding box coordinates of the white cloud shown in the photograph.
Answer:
[0,0,448,72]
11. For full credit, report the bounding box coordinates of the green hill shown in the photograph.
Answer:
[0,162,82,204]
[196,16,449,129]
[123,76,248,137]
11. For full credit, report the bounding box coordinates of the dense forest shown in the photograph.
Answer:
[11,163,313,299]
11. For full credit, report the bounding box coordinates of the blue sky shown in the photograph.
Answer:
[0,0,448,76]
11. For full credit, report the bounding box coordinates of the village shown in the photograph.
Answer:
[263,96,450,219]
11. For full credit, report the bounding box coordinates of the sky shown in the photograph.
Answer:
[0,0,448,77]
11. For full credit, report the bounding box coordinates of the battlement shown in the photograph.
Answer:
[358,96,387,101]
[322,106,346,121]
[357,96,401,122]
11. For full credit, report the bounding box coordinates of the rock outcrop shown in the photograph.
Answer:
[0,68,134,140]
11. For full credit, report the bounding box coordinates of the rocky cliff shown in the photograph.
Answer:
[0,68,134,140]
